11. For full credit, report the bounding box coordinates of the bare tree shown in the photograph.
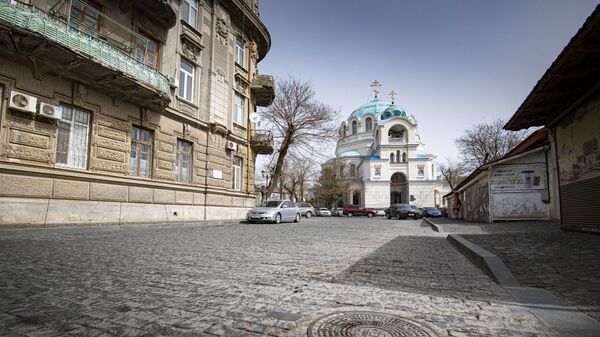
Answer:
[260,77,339,198]
[438,159,468,190]
[456,119,529,170]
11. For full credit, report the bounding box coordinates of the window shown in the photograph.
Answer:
[178,59,194,102]
[366,118,372,132]
[182,0,198,28]
[350,164,356,177]
[233,92,247,126]
[176,139,192,183]
[69,0,101,38]
[135,33,159,68]
[232,156,242,190]
[402,152,407,163]
[396,150,400,163]
[130,127,153,177]
[339,165,344,177]
[56,106,91,169]
[390,153,394,163]
[352,120,357,135]
[235,39,246,67]
[341,125,346,137]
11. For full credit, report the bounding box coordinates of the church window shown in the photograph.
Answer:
[352,120,357,135]
[341,125,346,137]
[366,118,372,132]
[350,164,356,177]
[339,165,344,177]
[402,152,407,162]
[390,153,394,163]
[396,150,400,163]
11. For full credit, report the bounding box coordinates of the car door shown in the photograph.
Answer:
[282,201,294,221]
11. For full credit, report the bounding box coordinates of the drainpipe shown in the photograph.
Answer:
[246,30,253,194]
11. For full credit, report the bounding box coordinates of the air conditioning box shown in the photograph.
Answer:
[226,141,237,151]
[38,103,63,120]
[9,90,37,113]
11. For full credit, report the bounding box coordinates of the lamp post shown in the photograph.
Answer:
[261,169,271,201]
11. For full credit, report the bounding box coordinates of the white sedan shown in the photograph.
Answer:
[318,208,332,216]
[246,200,301,223]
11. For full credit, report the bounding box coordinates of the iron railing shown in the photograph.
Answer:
[0,0,170,96]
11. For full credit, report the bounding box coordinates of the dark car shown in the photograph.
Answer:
[422,207,443,218]
[385,203,419,220]
[410,205,423,218]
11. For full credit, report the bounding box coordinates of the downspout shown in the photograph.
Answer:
[204,2,217,221]
[246,30,253,194]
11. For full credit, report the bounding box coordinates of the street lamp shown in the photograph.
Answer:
[261,169,270,188]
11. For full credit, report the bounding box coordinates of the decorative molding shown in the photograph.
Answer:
[215,17,229,46]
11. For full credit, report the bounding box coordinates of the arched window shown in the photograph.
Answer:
[365,118,372,132]
[350,164,356,177]
[352,120,358,135]
[402,152,407,162]
[390,153,394,163]
[339,165,344,177]
[396,150,400,163]
[341,125,346,137]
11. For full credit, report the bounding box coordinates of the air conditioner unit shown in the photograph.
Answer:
[226,141,237,151]
[9,90,37,113]
[38,103,63,120]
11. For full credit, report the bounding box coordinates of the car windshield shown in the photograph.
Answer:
[425,207,438,211]
[258,201,281,208]
[319,208,328,211]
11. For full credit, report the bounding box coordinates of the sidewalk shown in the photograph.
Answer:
[427,217,600,322]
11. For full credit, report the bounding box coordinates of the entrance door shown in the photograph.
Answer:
[390,172,408,204]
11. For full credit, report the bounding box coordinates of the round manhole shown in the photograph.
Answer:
[307,311,439,337]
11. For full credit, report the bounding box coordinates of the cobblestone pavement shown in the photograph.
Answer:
[0,217,557,336]
[430,218,600,321]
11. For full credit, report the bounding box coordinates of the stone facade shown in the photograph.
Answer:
[0,0,273,227]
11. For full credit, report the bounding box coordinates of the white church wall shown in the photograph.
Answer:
[410,183,438,207]
[364,182,390,208]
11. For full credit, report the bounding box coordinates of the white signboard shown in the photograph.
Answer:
[491,165,545,191]
[212,169,223,179]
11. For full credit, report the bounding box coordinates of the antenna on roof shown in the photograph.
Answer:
[389,90,397,104]
[370,80,382,99]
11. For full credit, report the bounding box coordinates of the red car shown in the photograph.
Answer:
[342,205,377,218]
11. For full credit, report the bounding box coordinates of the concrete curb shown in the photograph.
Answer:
[446,232,600,336]
[0,219,246,232]
[423,217,444,233]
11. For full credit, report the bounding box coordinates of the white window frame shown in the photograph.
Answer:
[178,58,194,102]
[232,156,242,190]
[176,139,192,183]
[233,92,247,127]
[235,39,246,67]
[182,0,198,28]
[55,106,91,170]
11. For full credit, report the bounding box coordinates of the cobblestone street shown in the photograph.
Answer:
[0,218,557,336]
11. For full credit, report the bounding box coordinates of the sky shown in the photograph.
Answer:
[256,0,598,164]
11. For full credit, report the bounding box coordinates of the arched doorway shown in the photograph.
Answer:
[352,191,360,205]
[390,172,408,204]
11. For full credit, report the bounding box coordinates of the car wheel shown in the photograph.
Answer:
[396,213,401,220]
[294,213,300,223]
[386,213,391,219]
[414,216,419,220]
[347,213,353,217]
[306,211,312,219]
[367,213,373,218]
[274,213,281,224]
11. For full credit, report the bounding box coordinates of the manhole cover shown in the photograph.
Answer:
[307,311,439,337]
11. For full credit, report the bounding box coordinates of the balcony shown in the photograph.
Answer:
[0,0,170,110]
[251,129,274,154]
[388,137,407,144]
[251,74,275,107]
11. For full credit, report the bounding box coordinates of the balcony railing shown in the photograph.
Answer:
[251,129,274,154]
[0,0,170,97]
[388,137,407,144]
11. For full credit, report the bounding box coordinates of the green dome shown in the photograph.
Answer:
[381,104,407,120]
[347,98,392,122]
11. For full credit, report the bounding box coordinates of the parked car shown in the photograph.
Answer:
[385,203,419,220]
[246,200,301,224]
[296,202,316,218]
[422,207,443,218]
[317,208,332,216]
[331,207,342,216]
[440,207,448,217]
[410,205,423,218]
[342,205,377,218]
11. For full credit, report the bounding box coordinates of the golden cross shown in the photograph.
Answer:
[389,90,397,103]
[370,80,382,98]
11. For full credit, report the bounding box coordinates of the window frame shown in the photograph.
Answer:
[176,139,193,183]
[351,120,357,135]
[365,117,372,132]
[233,92,247,127]
[182,0,198,28]
[178,58,194,102]
[235,38,247,68]
[55,105,92,170]
[232,156,243,190]
[130,126,153,178]
[134,31,160,68]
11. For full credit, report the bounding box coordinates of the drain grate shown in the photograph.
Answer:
[307,311,439,337]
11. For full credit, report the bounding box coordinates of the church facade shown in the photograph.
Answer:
[326,86,449,209]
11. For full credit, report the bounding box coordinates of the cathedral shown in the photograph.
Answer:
[325,81,449,209]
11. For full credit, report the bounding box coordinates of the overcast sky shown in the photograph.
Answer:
[256,0,598,165]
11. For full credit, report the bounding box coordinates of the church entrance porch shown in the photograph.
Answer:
[390,172,408,204]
